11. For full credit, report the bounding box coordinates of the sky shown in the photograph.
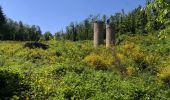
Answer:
[0,0,145,34]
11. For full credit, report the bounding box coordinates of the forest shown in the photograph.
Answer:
[0,0,170,99]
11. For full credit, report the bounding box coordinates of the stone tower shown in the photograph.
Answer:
[93,21,104,48]
[106,20,115,48]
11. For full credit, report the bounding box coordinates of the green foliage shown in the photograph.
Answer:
[43,31,53,41]
[0,55,5,66]
[0,6,6,40]
[0,70,30,99]
[0,1,170,99]
[61,4,157,41]
[147,0,170,25]
[60,0,169,41]
[84,49,115,70]
[52,64,169,99]
[0,6,6,27]
[0,6,42,41]
[0,31,169,99]
[158,65,170,86]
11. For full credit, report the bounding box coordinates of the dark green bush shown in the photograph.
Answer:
[24,42,49,50]
[0,70,30,99]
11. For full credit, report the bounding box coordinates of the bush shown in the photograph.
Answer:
[123,42,135,49]
[53,64,86,79]
[158,66,170,86]
[84,52,114,70]
[27,48,48,60]
[24,42,49,50]
[0,70,30,99]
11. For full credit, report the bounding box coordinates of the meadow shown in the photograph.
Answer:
[0,27,170,99]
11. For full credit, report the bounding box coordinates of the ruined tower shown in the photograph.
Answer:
[93,21,104,48]
[106,20,115,48]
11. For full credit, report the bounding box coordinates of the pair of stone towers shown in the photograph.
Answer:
[93,20,115,48]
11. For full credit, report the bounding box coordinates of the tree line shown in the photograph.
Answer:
[58,0,169,41]
[0,6,42,41]
[0,0,169,41]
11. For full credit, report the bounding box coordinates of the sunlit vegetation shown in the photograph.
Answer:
[0,29,169,99]
[0,0,170,99]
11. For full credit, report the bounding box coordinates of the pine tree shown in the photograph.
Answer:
[0,6,6,40]
[0,6,6,26]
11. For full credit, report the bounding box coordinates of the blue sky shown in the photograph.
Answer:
[0,0,145,34]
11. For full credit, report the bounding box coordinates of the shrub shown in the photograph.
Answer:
[132,49,159,74]
[158,66,170,86]
[53,66,67,78]
[0,55,5,66]
[0,70,30,99]
[116,53,125,60]
[126,67,135,76]
[53,64,86,79]
[84,52,114,70]
[24,42,49,50]
[27,48,48,60]
[123,42,135,49]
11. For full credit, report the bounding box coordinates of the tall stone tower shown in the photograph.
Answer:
[93,21,104,48]
[106,19,115,48]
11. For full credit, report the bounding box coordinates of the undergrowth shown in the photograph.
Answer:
[0,28,170,99]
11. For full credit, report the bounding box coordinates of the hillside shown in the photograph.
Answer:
[0,27,170,99]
